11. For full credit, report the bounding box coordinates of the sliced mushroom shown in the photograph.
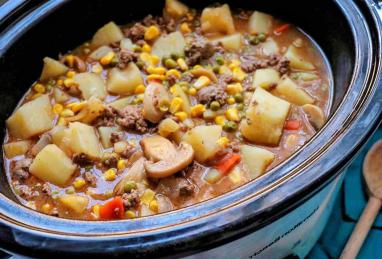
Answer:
[302,104,325,130]
[141,135,177,161]
[143,82,170,123]
[113,157,146,195]
[144,142,194,178]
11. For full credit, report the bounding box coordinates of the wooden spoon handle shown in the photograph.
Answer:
[340,196,381,259]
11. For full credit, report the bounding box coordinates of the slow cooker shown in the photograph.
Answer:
[0,0,382,258]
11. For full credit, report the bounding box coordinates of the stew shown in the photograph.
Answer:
[3,0,331,220]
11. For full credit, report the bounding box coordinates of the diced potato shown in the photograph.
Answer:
[120,38,134,51]
[59,195,89,214]
[53,87,70,103]
[240,87,290,145]
[158,118,180,137]
[7,95,54,139]
[212,33,242,51]
[260,37,279,56]
[240,145,275,179]
[271,76,314,105]
[89,46,113,60]
[201,4,235,35]
[152,31,186,58]
[108,97,134,110]
[107,63,143,95]
[4,140,31,158]
[248,11,273,34]
[253,68,280,90]
[51,126,72,155]
[164,0,189,19]
[69,122,101,159]
[74,72,106,100]
[172,84,191,114]
[40,57,68,81]
[98,126,120,148]
[29,144,76,186]
[183,125,222,162]
[91,21,123,48]
[284,45,315,70]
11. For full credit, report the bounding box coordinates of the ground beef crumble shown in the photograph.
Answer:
[117,49,138,69]
[240,54,290,74]
[73,153,92,167]
[122,189,140,209]
[42,183,52,196]
[16,184,38,199]
[12,159,32,180]
[84,171,97,187]
[197,85,227,106]
[117,105,149,133]
[178,179,195,197]
[110,132,124,144]
[185,38,217,66]
[123,23,146,42]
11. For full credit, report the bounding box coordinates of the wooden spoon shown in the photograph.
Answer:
[340,140,382,259]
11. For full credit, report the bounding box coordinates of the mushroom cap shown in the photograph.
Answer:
[143,82,170,123]
[141,135,177,161]
[302,104,325,130]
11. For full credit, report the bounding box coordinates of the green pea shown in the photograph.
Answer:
[249,35,260,45]
[223,121,238,132]
[124,181,137,193]
[210,101,221,111]
[236,103,244,111]
[66,187,75,194]
[179,81,189,88]
[234,93,244,103]
[258,33,267,42]
[171,53,180,60]
[136,60,145,69]
[164,58,177,69]
[133,45,142,52]
[212,65,220,73]
[215,56,224,65]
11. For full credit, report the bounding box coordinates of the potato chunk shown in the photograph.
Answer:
[201,4,235,35]
[59,195,89,214]
[158,118,180,137]
[7,95,54,139]
[74,72,106,100]
[152,31,186,58]
[271,76,314,105]
[89,46,113,60]
[40,57,68,82]
[108,97,134,110]
[183,125,222,162]
[4,140,31,158]
[260,37,279,56]
[253,68,280,90]
[211,33,242,51]
[53,87,70,103]
[284,45,315,70]
[69,122,101,159]
[91,22,123,48]
[248,11,273,34]
[240,145,275,179]
[240,87,290,145]
[164,0,189,19]
[98,126,120,149]
[29,144,76,186]
[120,38,134,51]
[107,63,143,95]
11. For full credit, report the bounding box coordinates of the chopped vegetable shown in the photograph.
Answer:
[274,24,290,34]
[99,197,124,220]
[284,120,301,130]
[215,153,241,175]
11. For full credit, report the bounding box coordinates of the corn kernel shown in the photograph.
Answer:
[188,87,197,96]
[150,55,160,65]
[142,43,151,53]
[215,115,226,126]
[92,64,103,74]
[100,51,115,66]
[65,55,74,67]
[169,85,177,94]
[57,117,67,126]
[166,69,181,79]
[149,199,159,213]
[227,97,236,105]
[134,84,146,94]
[125,210,136,219]
[104,169,116,181]
[73,178,86,189]
[229,59,241,69]
[232,67,247,81]
[177,58,188,71]
[141,189,155,205]
[57,79,64,86]
[175,111,188,121]
[226,108,240,121]
[140,52,151,62]
[117,160,126,171]
[60,109,74,117]
[63,78,78,88]
[53,103,64,114]
[147,66,166,75]
[194,76,211,89]
[92,205,100,218]
[72,102,86,112]
[33,83,46,93]
[41,203,51,214]
[170,97,183,113]
[217,137,230,147]
[180,22,191,34]
[145,26,161,41]
[147,74,166,81]
[226,83,243,95]
[191,104,206,117]
[66,71,76,78]
[193,65,203,70]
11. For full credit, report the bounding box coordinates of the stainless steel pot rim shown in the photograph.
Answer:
[0,0,380,249]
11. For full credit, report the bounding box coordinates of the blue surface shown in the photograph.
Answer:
[308,130,382,259]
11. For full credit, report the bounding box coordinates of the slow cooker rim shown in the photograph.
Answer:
[0,0,380,256]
